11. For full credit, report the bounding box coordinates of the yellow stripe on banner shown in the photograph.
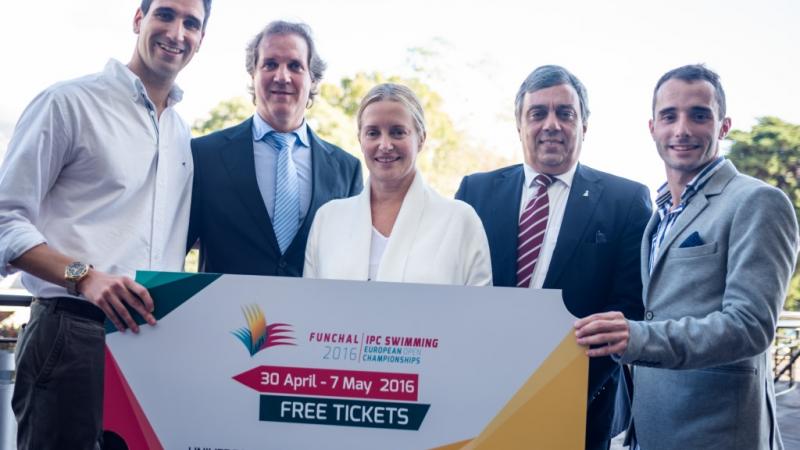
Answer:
[430,331,587,450]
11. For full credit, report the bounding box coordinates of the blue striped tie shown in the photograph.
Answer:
[266,132,300,254]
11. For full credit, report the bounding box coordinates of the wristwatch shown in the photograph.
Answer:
[65,262,92,296]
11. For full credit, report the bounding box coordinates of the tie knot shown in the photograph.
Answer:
[266,131,292,151]
[534,174,553,188]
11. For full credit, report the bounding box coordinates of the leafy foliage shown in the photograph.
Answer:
[192,96,254,137]
[307,71,512,197]
[191,72,512,197]
[727,117,800,310]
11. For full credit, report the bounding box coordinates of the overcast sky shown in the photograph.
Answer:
[1,0,798,193]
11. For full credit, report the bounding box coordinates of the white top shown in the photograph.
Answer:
[304,173,492,286]
[519,163,577,289]
[368,227,390,281]
[251,114,313,222]
[0,59,193,299]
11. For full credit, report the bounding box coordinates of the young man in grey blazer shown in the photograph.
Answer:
[575,64,799,449]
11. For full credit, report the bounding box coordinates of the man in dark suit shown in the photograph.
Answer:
[456,65,651,450]
[189,21,362,276]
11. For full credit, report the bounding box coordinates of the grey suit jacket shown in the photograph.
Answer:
[619,160,799,450]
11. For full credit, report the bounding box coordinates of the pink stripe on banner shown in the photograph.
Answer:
[233,365,419,401]
[103,347,164,450]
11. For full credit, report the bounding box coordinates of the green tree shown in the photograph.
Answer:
[727,117,800,310]
[192,96,254,137]
[190,72,512,197]
[307,71,512,196]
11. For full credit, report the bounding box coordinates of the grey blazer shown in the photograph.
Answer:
[619,160,799,450]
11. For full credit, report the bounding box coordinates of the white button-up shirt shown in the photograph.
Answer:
[0,59,193,299]
[519,163,577,289]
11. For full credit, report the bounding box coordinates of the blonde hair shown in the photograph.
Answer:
[357,83,426,142]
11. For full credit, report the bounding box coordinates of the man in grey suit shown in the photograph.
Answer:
[574,64,799,449]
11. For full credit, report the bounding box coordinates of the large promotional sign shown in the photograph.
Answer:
[103,272,587,449]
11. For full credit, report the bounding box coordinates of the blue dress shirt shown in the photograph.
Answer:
[251,114,313,223]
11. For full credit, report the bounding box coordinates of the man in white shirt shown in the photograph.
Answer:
[456,65,652,450]
[0,1,210,448]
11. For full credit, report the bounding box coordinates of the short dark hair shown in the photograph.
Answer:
[514,65,590,127]
[245,21,327,105]
[140,0,212,31]
[652,64,726,118]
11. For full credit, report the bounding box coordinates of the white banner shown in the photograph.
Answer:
[103,272,587,450]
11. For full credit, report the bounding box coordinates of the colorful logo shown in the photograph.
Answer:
[232,304,296,356]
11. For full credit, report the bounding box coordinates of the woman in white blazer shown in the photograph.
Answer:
[304,83,491,286]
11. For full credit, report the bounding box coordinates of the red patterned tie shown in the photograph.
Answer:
[516,174,553,288]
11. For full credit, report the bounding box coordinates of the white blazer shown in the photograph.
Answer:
[304,173,492,286]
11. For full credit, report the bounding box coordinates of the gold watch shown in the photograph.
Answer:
[65,262,92,296]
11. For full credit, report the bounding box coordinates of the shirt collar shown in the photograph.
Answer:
[103,59,184,107]
[252,113,310,148]
[522,162,578,190]
[655,156,726,209]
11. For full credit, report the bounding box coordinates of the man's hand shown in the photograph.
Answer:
[9,243,157,333]
[574,311,630,358]
[78,270,157,333]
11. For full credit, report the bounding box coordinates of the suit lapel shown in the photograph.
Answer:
[293,129,338,244]
[338,188,372,280]
[648,160,738,277]
[378,174,427,282]
[304,129,336,227]
[640,213,660,301]
[544,164,604,287]
[648,195,709,275]
[221,118,280,252]
[492,166,526,286]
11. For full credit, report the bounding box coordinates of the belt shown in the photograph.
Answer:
[35,297,106,324]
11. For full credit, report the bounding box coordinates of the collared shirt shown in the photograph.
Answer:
[648,156,726,273]
[520,163,577,289]
[252,114,312,222]
[0,59,193,299]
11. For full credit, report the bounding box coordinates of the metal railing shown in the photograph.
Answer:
[0,293,30,345]
[0,293,29,450]
[774,312,800,394]
[0,294,32,307]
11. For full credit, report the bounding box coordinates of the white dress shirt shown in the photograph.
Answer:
[305,174,492,286]
[368,227,389,281]
[251,114,312,222]
[0,59,193,299]
[519,163,577,289]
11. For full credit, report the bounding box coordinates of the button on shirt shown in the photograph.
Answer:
[519,163,577,289]
[0,59,193,299]
[251,114,312,223]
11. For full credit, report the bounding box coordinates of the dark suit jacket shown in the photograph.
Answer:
[456,163,651,446]
[188,118,363,276]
